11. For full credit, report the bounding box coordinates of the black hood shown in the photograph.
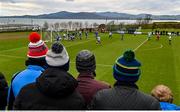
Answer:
[36,68,78,98]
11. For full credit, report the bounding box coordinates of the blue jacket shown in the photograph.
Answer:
[7,65,45,110]
[160,102,180,110]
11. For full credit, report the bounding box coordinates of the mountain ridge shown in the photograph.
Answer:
[1,11,180,20]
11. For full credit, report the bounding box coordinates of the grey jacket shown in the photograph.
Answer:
[90,83,161,110]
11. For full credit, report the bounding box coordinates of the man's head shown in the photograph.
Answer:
[76,50,96,75]
[46,42,70,71]
[113,50,141,83]
[151,85,173,103]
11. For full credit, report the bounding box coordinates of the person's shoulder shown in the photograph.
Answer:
[20,83,37,93]
[94,87,113,99]
[93,79,111,89]
[137,90,159,103]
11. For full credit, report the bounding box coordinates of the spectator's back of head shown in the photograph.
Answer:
[113,50,141,83]
[46,42,70,71]
[76,50,96,73]
[27,32,48,58]
[151,85,173,103]
[26,32,48,67]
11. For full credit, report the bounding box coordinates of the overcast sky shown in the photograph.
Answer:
[1,0,180,16]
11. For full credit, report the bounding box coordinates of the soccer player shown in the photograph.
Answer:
[56,36,62,42]
[85,31,88,39]
[95,31,98,39]
[148,32,152,40]
[156,33,160,41]
[120,31,125,40]
[169,34,172,45]
[79,31,82,40]
[109,31,112,39]
[96,36,101,45]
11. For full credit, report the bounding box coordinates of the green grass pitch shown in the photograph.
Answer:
[0,32,179,105]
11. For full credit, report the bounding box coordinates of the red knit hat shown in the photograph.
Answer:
[27,32,48,58]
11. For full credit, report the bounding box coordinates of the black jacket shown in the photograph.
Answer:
[13,68,85,110]
[90,82,161,110]
[0,73,8,110]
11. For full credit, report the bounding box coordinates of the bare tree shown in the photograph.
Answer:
[68,21,73,30]
[144,14,152,24]
[79,22,83,29]
[119,22,125,30]
[93,22,99,28]
[54,22,60,31]
[136,18,143,26]
[85,21,89,28]
[60,22,68,29]
[43,21,49,30]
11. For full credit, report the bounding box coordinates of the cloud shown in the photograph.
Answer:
[1,0,180,16]
[65,0,74,2]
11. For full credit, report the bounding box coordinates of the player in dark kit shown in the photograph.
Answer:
[85,31,88,39]
[156,33,160,41]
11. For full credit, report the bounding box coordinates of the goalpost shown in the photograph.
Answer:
[41,29,61,43]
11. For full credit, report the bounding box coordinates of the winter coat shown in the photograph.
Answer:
[7,65,45,110]
[13,68,85,110]
[90,82,161,110]
[160,102,180,110]
[76,73,110,106]
[0,73,8,110]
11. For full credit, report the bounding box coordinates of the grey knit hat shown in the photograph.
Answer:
[76,50,96,72]
[46,42,69,67]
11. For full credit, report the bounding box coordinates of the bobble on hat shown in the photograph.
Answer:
[51,43,63,54]
[29,32,41,43]
[123,50,135,62]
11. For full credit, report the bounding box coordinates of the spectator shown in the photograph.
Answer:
[76,50,111,107]
[0,72,8,110]
[13,43,85,110]
[90,50,160,110]
[7,32,48,110]
[151,85,180,110]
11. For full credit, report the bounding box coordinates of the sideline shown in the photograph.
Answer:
[133,39,148,52]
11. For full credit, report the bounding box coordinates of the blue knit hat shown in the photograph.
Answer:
[113,50,141,83]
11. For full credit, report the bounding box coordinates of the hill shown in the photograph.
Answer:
[1,11,180,20]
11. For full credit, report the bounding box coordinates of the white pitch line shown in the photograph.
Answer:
[0,39,95,53]
[0,47,27,53]
[0,54,25,59]
[140,44,163,51]
[133,39,148,52]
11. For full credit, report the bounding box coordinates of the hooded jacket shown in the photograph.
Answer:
[13,68,85,110]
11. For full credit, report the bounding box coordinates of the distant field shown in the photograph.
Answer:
[0,31,179,105]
